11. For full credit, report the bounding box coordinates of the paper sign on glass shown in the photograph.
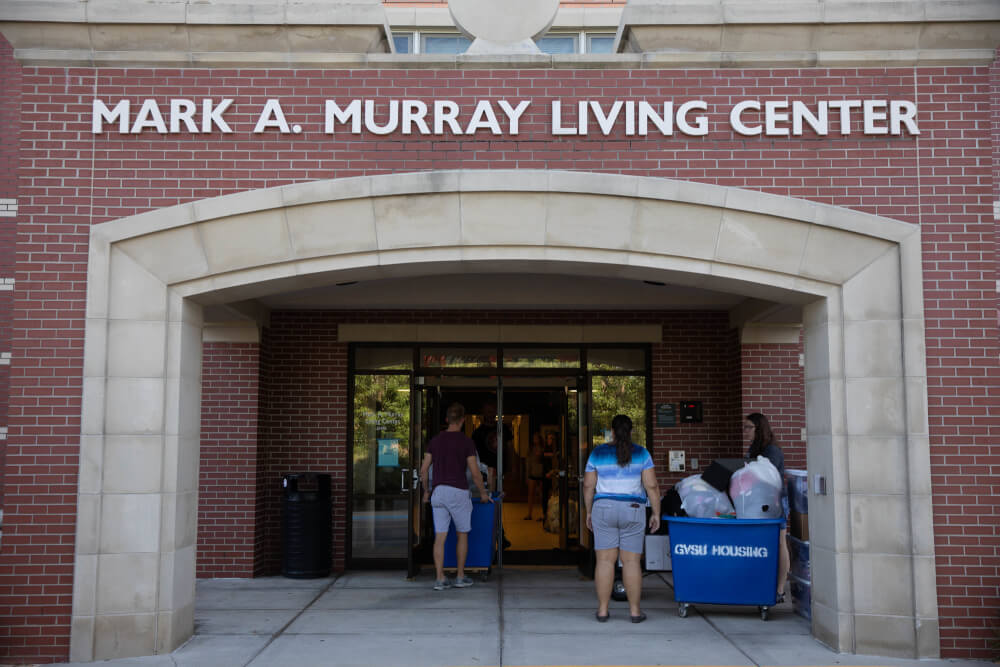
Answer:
[378,439,400,467]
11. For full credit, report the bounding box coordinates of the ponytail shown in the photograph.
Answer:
[611,414,633,466]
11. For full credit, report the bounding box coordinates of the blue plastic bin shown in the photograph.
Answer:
[666,516,784,619]
[443,495,500,573]
[787,534,810,581]
[787,469,808,513]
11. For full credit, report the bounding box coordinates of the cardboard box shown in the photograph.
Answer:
[644,534,671,571]
[789,509,809,541]
[787,534,810,581]
[787,469,808,514]
[789,573,811,620]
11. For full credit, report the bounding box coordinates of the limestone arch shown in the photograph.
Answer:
[75,170,936,660]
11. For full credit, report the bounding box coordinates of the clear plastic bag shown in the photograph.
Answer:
[676,473,735,518]
[729,456,783,519]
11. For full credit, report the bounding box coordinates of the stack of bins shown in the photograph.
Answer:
[786,469,810,619]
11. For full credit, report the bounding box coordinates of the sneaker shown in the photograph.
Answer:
[433,579,451,591]
[453,576,474,588]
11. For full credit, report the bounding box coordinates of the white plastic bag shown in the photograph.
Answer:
[676,473,735,518]
[729,456,783,519]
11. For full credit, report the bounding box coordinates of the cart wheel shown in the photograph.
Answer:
[611,579,627,602]
[678,603,689,618]
[759,606,769,621]
[480,572,489,582]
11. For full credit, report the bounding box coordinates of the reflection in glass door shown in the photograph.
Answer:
[351,374,412,562]
[589,375,647,449]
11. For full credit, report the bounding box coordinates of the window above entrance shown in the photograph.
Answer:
[390,30,616,54]
[352,345,647,373]
[502,348,580,369]
[420,347,497,369]
[587,348,645,372]
[354,347,413,371]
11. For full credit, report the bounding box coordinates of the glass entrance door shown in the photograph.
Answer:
[351,373,412,564]
[349,343,650,571]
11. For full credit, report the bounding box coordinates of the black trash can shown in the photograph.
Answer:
[281,473,332,578]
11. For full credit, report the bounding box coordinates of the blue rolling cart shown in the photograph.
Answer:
[443,494,500,581]
[666,516,784,620]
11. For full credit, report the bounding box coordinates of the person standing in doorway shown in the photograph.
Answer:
[471,400,513,493]
[583,414,660,623]
[420,403,491,591]
[744,411,790,602]
[524,432,545,520]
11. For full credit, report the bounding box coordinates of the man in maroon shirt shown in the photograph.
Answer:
[419,403,491,590]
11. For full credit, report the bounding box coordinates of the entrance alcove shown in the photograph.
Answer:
[75,170,935,661]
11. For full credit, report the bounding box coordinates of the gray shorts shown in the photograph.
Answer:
[592,499,646,553]
[431,485,473,533]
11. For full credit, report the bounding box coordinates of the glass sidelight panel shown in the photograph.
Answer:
[590,375,647,448]
[352,374,411,560]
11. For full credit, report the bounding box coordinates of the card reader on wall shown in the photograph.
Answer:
[679,401,703,423]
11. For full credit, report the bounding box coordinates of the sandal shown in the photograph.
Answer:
[630,612,647,623]
[595,611,609,623]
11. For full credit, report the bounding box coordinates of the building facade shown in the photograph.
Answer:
[0,0,997,663]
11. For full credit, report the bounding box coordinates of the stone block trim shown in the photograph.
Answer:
[0,198,15,216]
[84,166,933,660]
[1,0,997,67]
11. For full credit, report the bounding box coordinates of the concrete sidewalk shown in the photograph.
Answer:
[56,567,992,667]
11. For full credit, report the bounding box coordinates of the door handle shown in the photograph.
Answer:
[401,468,410,491]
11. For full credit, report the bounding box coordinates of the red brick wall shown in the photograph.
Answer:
[2,38,76,664]
[4,64,997,661]
[740,342,807,471]
[0,35,19,511]
[653,313,743,488]
[257,313,348,575]
[197,342,261,578]
[919,63,1000,658]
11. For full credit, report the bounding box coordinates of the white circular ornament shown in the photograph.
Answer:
[448,0,560,54]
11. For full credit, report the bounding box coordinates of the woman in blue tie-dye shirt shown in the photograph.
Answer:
[583,414,661,623]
